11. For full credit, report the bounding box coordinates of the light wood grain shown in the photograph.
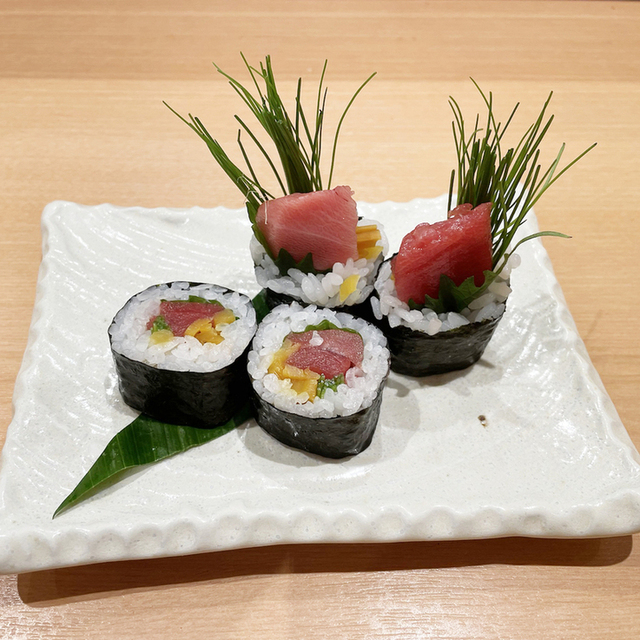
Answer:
[1,1,640,638]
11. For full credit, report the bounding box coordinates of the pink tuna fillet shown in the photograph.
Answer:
[255,186,359,271]
[287,348,352,380]
[147,300,223,336]
[392,203,493,305]
[447,202,492,220]
[287,329,364,367]
[286,328,364,379]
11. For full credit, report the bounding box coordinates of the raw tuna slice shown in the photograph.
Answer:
[447,202,493,220]
[255,186,359,271]
[287,347,352,379]
[149,300,223,336]
[392,203,493,305]
[286,327,364,378]
[287,329,364,367]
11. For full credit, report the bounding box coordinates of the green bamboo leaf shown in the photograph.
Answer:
[53,405,252,518]
[251,289,271,324]
[272,247,330,276]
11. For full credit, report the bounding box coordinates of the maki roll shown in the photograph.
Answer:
[251,186,388,311]
[166,55,386,314]
[109,282,256,427]
[372,246,516,377]
[372,82,595,376]
[247,303,390,458]
[372,204,515,376]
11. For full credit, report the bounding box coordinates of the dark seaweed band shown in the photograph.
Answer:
[376,306,504,377]
[252,377,387,459]
[109,282,255,428]
[111,347,251,428]
[263,287,378,324]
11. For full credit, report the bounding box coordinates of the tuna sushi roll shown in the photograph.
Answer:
[372,83,595,376]
[247,303,390,458]
[165,55,386,313]
[109,282,256,427]
[372,249,516,377]
[251,187,388,311]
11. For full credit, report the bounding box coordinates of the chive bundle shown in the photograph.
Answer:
[447,80,596,270]
[165,55,376,220]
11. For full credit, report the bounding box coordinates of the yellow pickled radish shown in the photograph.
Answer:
[212,308,235,328]
[356,224,382,259]
[281,364,320,381]
[149,329,174,345]
[267,339,300,377]
[281,364,319,401]
[185,318,224,344]
[201,330,224,345]
[356,224,381,244]
[290,377,318,401]
[359,245,383,261]
[268,343,320,401]
[339,274,360,302]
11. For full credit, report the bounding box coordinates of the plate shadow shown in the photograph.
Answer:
[18,534,633,607]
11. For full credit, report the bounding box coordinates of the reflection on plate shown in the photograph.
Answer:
[1,197,639,575]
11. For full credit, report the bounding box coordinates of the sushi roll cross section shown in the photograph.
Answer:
[109,282,257,428]
[248,303,390,458]
[371,82,595,377]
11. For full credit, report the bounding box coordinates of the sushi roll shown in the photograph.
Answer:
[251,186,388,311]
[371,247,516,377]
[166,55,386,315]
[371,204,514,376]
[371,83,595,377]
[109,282,256,427]
[247,303,390,458]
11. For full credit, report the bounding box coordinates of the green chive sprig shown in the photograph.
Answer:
[165,54,376,216]
[447,80,597,270]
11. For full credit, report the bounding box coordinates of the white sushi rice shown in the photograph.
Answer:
[109,282,256,373]
[248,303,390,419]
[371,254,521,335]
[251,218,389,307]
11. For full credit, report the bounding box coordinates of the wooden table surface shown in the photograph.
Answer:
[1,1,639,638]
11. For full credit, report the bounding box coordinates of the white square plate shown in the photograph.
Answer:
[1,197,639,575]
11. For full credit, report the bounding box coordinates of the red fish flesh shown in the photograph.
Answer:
[392,203,493,305]
[286,328,364,378]
[148,300,223,336]
[256,186,359,271]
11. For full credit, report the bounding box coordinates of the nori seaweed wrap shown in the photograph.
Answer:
[247,303,390,458]
[253,379,386,459]
[374,309,504,377]
[109,282,256,428]
[262,287,378,324]
[370,259,510,377]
